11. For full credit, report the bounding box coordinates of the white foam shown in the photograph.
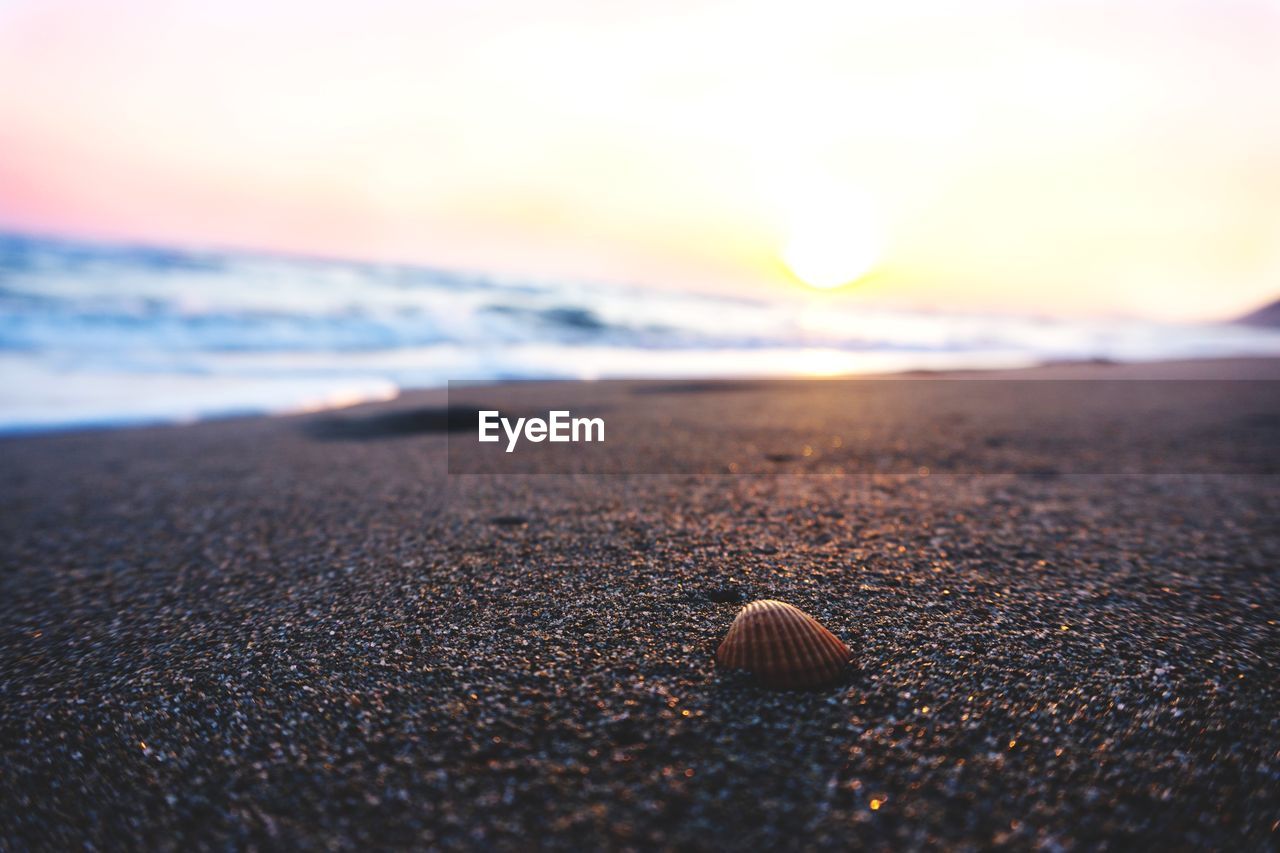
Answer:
[4,233,1280,432]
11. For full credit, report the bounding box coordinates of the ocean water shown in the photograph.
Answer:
[3,231,1280,433]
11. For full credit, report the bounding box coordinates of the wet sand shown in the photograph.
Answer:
[1,358,1278,849]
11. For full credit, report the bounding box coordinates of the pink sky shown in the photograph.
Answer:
[1,0,1278,320]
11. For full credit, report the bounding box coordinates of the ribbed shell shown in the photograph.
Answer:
[716,599,850,689]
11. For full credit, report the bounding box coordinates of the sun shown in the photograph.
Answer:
[780,186,883,290]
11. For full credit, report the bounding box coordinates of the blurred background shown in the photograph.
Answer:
[2,0,1279,431]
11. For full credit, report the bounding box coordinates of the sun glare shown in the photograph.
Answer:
[780,186,883,290]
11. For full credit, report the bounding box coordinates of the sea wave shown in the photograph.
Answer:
[3,231,1280,432]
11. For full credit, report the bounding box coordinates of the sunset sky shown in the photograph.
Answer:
[1,0,1277,320]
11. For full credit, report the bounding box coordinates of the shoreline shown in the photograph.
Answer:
[5,354,1279,440]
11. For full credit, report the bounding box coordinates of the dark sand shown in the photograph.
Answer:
[2,359,1278,849]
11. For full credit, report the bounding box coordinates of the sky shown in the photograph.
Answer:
[0,0,1277,321]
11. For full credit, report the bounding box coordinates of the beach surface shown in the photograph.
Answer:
[2,358,1278,849]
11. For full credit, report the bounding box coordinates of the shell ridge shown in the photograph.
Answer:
[732,617,751,666]
[776,607,820,687]
[715,598,850,689]
[775,605,815,689]
[819,631,846,680]
[716,626,735,669]
[721,615,746,668]
[821,625,851,661]
[733,607,759,671]
[726,604,761,670]
[793,609,838,684]
[768,604,798,685]
[758,603,785,684]
[803,613,839,683]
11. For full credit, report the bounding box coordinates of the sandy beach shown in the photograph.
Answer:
[2,358,1278,849]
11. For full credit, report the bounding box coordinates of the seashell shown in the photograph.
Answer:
[716,599,850,689]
